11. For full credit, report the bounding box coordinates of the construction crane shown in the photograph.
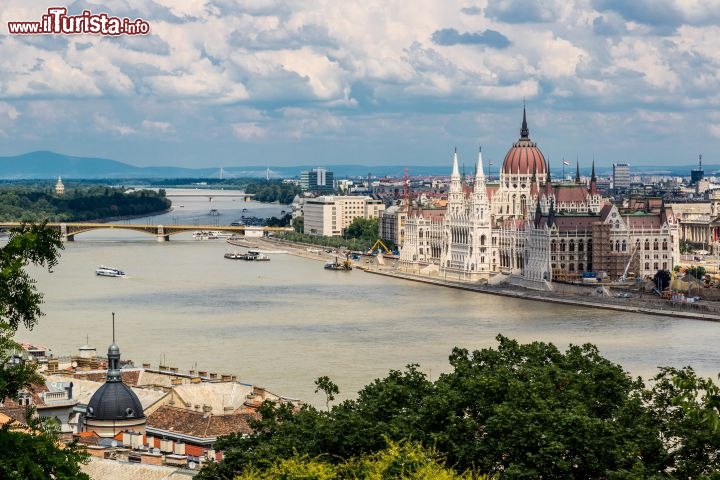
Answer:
[620,241,640,282]
[369,239,392,255]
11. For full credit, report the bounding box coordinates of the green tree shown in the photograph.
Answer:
[226,440,480,480]
[647,367,720,478]
[202,336,720,479]
[344,217,379,243]
[653,269,672,291]
[686,265,706,280]
[421,336,662,478]
[0,409,89,480]
[0,223,89,479]
[679,238,693,254]
[315,376,339,411]
[293,216,304,233]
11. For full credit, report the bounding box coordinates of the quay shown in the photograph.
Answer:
[252,236,720,323]
[364,268,720,322]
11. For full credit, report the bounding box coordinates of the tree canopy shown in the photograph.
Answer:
[198,335,720,479]
[0,184,169,222]
[0,223,89,479]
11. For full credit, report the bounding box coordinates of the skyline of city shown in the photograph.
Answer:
[1,1,719,169]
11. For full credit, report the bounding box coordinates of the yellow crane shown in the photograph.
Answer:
[369,239,392,255]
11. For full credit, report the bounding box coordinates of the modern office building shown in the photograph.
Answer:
[303,195,385,236]
[300,168,334,193]
[613,163,631,191]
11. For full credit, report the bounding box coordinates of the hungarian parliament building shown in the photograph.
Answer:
[398,108,680,289]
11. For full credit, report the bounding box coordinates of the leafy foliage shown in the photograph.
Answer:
[0,410,89,480]
[292,216,304,233]
[0,184,169,222]
[315,376,339,411]
[653,269,672,292]
[685,265,706,280]
[245,181,301,204]
[279,231,374,252]
[202,439,481,480]
[265,213,293,227]
[0,224,88,478]
[647,367,720,478]
[679,239,693,254]
[198,335,720,479]
[343,217,379,243]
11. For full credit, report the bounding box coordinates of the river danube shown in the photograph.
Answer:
[17,189,720,407]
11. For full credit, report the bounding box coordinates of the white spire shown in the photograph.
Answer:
[475,146,485,183]
[448,147,464,209]
[451,147,460,178]
[472,146,488,207]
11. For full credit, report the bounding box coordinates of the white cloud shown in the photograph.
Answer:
[0,0,719,167]
[232,122,267,140]
[141,120,173,132]
[0,103,20,122]
[94,114,136,136]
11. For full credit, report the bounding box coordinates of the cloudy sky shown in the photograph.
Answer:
[0,0,719,171]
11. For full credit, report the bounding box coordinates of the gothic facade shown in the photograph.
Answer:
[398,109,679,287]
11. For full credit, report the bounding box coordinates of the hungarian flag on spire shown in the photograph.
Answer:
[562,159,570,166]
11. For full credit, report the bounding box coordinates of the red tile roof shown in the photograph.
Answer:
[74,370,140,386]
[147,406,257,438]
[554,184,589,203]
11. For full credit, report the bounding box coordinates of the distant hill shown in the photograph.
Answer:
[0,151,454,179]
[0,151,707,180]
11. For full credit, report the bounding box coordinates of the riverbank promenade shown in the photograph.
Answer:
[250,237,720,323]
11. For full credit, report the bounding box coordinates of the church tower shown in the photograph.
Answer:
[55,176,65,196]
[84,314,146,437]
[441,148,470,274]
[465,147,493,279]
[447,148,463,214]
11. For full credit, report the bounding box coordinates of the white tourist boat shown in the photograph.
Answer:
[193,230,233,240]
[95,266,126,277]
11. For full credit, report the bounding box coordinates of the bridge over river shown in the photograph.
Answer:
[164,191,255,202]
[0,222,291,241]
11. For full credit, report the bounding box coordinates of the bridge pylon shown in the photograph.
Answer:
[59,223,74,242]
[156,225,169,242]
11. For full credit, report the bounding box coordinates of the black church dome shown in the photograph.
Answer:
[86,381,145,421]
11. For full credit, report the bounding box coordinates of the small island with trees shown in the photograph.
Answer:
[0,181,171,222]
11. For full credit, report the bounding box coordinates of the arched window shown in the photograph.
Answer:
[644,239,650,250]
[662,240,668,250]
[560,241,566,252]
[622,240,627,251]
[645,262,650,270]
[578,241,584,252]
[480,235,486,246]
[569,241,575,252]
[653,239,659,250]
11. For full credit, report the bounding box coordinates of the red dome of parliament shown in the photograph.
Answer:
[501,108,547,176]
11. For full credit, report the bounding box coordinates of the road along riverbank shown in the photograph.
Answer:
[245,236,720,322]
